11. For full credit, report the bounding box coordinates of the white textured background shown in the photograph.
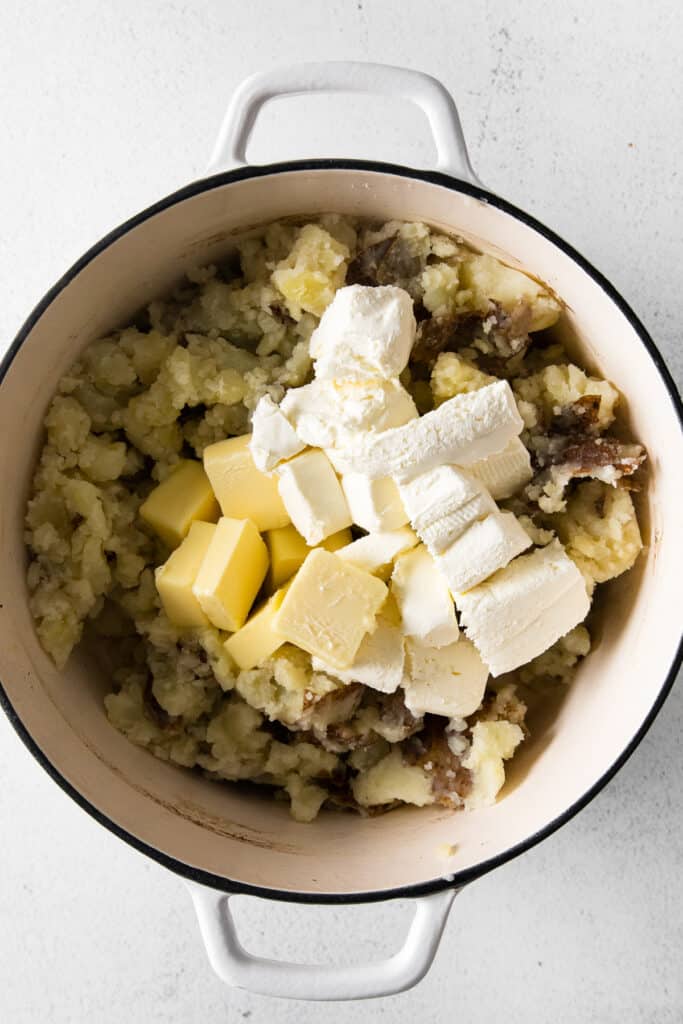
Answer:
[1,1,681,1021]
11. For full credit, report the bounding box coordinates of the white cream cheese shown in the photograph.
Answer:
[310,284,416,380]
[457,539,590,675]
[276,449,352,545]
[280,377,417,451]
[391,545,460,647]
[327,380,524,480]
[341,473,409,533]
[436,511,532,594]
[336,526,419,574]
[466,436,533,500]
[249,394,305,472]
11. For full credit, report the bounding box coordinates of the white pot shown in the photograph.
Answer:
[1,63,681,1002]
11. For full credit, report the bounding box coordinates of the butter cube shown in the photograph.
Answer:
[192,517,269,632]
[276,448,352,546]
[203,434,290,532]
[155,521,215,627]
[273,548,388,669]
[224,584,291,670]
[265,524,309,591]
[265,524,353,591]
[140,460,219,548]
[312,597,405,694]
[321,528,353,552]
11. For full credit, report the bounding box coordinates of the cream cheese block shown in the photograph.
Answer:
[457,539,590,675]
[466,437,533,500]
[249,394,305,472]
[398,463,497,554]
[341,473,409,532]
[456,539,585,642]
[436,511,532,594]
[398,464,484,528]
[276,448,352,546]
[479,581,590,675]
[280,377,417,451]
[402,637,489,718]
[419,492,497,555]
[310,284,416,380]
[391,545,460,647]
[327,380,524,480]
[336,526,418,575]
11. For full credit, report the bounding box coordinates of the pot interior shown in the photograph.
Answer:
[0,167,681,897]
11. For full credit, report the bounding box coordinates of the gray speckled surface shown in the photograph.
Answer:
[0,1,681,1020]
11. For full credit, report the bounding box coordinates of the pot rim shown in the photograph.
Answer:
[1,158,681,904]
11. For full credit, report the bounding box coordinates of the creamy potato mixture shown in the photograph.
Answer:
[25,217,645,821]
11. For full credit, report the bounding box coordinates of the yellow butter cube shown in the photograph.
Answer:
[192,517,269,632]
[203,434,290,532]
[321,528,353,553]
[140,460,219,548]
[265,524,309,591]
[265,525,353,591]
[273,548,388,669]
[224,583,292,670]
[155,521,216,627]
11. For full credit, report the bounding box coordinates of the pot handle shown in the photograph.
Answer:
[206,61,480,184]
[186,881,456,1001]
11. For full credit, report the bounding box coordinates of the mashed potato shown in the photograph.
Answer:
[552,481,642,591]
[25,216,645,821]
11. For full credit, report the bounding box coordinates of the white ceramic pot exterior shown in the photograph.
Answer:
[0,64,681,1001]
[206,61,481,181]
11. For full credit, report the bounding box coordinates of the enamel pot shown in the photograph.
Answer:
[1,63,681,1001]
